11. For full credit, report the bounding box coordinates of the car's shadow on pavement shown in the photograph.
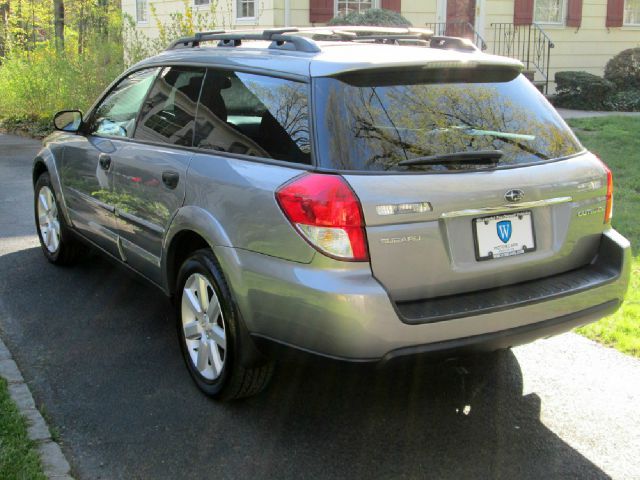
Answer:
[0,246,609,480]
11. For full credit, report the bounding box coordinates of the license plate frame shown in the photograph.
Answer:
[473,211,536,261]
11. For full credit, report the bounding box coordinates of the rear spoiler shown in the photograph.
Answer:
[325,59,524,86]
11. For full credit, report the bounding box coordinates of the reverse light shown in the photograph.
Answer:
[596,157,613,224]
[275,173,369,261]
[376,202,432,216]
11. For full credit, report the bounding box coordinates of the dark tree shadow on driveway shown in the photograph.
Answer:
[0,246,610,480]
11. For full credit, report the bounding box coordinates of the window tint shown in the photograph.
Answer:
[134,66,205,146]
[314,74,582,172]
[194,70,311,164]
[90,68,158,138]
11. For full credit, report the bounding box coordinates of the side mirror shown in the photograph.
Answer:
[53,110,83,133]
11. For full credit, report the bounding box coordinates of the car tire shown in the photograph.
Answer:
[34,172,85,265]
[176,249,274,400]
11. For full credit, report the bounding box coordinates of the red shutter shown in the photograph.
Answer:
[606,0,624,27]
[513,0,534,25]
[310,0,334,23]
[381,0,401,12]
[566,0,582,27]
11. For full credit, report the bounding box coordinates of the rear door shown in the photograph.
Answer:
[111,66,205,284]
[61,68,159,256]
[313,72,609,302]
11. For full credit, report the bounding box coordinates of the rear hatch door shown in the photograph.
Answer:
[313,69,609,301]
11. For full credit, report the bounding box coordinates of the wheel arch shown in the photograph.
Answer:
[32,148,73,226]
[32,157,48,186]
[163,208,268,368]
[162,205,234,296]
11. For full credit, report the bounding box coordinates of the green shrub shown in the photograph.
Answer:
[604,47,640,91]
[0,114,53,138]
[0,42,123,126]
[328,8,412,27]
[606,89,640,112]
[553,71,615,110]
[0,0,224,137]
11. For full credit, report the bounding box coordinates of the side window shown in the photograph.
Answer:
[134,66,206,146]
[90,68,158,138]
[194,70,311,164]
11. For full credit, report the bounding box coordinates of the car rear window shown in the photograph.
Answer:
[313,73,582,172]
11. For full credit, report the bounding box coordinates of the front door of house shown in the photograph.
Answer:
[446,0,476,38]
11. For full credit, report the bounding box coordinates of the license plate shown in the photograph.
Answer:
[473,211,535,261]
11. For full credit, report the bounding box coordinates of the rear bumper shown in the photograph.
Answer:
[396,230,626,324]
[381,300,619,364]
[216,229,631,362]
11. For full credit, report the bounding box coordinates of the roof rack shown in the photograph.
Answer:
[167,28,321,53]
[429,36,478,52]
[166,27,479,54]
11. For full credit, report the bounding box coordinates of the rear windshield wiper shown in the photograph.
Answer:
[398,150,504,167]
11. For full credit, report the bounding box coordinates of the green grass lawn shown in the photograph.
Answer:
[568,116,640,357]
[0,377,46,479]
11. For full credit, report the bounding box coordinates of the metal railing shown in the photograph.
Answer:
[424,22,487,51]
[490,23,555,93]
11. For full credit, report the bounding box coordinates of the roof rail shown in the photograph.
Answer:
[167,30,227,49]
[429,36,478,52]
[166,27,479,54]
[166,28,321,53]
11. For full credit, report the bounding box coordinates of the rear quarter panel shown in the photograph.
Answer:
[183,152,315,263]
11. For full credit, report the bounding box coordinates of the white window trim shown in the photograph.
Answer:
[192,0,211,10]
[623,0,640,25]
[236,0,257,21]
[135,0,149,24]
[533,0,567,25]
[334,0,380,17]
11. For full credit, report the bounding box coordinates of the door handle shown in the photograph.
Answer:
[99,153,111,171]
[162,171,179,189]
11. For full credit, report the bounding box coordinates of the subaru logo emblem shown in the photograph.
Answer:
[504,189,524,203]
[497,220,512,243]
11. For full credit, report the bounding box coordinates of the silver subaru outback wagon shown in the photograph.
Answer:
[33,28,631,400]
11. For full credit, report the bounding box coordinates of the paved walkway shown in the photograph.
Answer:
[557,108,640,119]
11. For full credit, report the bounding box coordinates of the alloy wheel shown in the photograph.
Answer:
[180,273,227,380]
[37,186,61,253]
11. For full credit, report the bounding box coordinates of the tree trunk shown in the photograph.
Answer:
[77,1,83,55]
[98,0,109,41]
[0,0,9,58]
[53,0,64,52]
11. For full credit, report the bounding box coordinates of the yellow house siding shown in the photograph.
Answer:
[399,0,436,26]
[123,0,280,40]
[479,0,640,88]
[287,0,313,27]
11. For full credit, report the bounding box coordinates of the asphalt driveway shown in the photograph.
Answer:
[1,133,639,479]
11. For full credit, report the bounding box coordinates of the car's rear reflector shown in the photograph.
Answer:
[596,157,613,224]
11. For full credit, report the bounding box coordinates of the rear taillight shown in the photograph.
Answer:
[597,157,614,224]
[275,173,369,261]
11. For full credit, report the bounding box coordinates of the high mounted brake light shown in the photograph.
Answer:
[275,173,369,262]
